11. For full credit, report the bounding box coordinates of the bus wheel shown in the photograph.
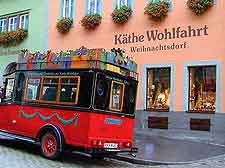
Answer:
[40,132,61,160]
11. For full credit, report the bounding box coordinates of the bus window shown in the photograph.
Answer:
[25,78,41,101]
[123,80,137,115]
[59,77,80,104]
[5,78,14,100]
[41,78,59,102]
[15,73,25,102]
[109,81,125,112]
[94,73,110,110]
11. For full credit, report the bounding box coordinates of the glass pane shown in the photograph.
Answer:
[189,66,216,112]
[146,68,170,111]
[110,82,124,111]
[66,0,70,7]
[59,78,79,103]
[25,15,29,29]
[26,78,41,100]
[5,79,14,99]
[20,16,25,28]
[9,17,17,31]
[42,78,59,101]
[10,18,14,24]
[3,20,6,32]
[89,0,95,14]
[120,0,125,6]
[60,85,78,103]
[0,20,2,31]
[65,7,69,17]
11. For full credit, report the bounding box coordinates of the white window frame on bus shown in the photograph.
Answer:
[19,14,29,29]
[8,16,17,32]
[109,81,125,112]
[0,18,7,32]
[62,0,74,18]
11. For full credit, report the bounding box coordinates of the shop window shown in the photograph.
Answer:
[86,0,102,15]
[19,14,29,29]
[0,18,7,32]
[25,78,41,101]
[188,66,216,112]
[41,78,59,102]
[59,77,80,104]
[146,68,170,111]
[109,81,125,111]
[62,0,74,18]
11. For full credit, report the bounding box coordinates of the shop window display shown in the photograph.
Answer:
[189,66,216,112]
[146,68,170,111]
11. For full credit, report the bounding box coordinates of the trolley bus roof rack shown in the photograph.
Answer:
[17,47,138,79]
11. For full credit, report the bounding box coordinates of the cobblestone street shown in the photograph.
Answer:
[0,139,140,168]
[0,138,225,168]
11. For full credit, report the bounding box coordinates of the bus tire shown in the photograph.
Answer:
[40,131,62,160]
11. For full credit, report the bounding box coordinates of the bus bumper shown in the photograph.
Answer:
[88,147,138,155]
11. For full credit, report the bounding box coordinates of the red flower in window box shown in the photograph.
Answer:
[0,28,28,47]
[144,0,171,21]
[187,0,214,15]
[56,18,73,34]
[111,5,133,24]
[80,14,102,30]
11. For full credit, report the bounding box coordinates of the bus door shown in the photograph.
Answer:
[0,78,15,131]
[7,73,26,135]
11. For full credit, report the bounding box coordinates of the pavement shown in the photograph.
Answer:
[1,131,225,167]
[113,129,225,166]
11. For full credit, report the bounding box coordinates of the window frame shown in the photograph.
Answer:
[62,0,73,18]
[24,76,80,106]
[116,0,128,8]
[0,18,7,32]
[8,16,17,32]
[109,80,125,112]
[19,14,29,29]
[146,67,171,112]
[4,78,15,100]
[87,0,100,15]
[58,76,80,105]
[188,65,216,113]
[0,12,29,32]
[24,77,42,102]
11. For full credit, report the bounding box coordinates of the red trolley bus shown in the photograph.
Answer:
[0,47,138,159]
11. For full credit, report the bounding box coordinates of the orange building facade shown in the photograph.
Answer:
[48,0,225,131]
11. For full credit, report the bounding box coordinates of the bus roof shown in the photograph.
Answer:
[17,47,137,79]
